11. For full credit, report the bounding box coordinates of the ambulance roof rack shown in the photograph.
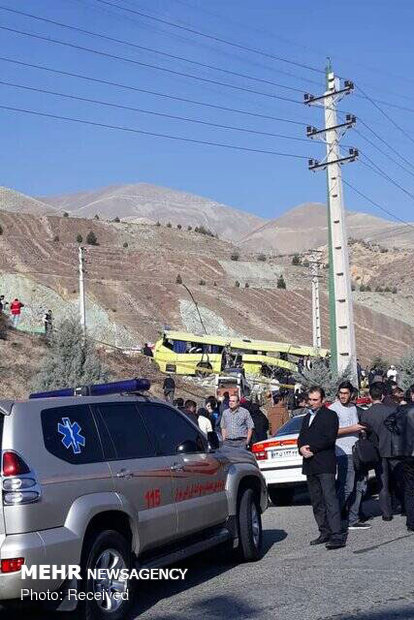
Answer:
[29,378,151,399]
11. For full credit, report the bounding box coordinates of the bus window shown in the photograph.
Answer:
[172,340,187,353]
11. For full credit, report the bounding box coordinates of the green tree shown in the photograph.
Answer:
[199,279,206,286]
[176,274,183,284]
[123,242,128,248]
[360,284,366,292]
[113,216,120,223]
[235,280,240,288]
[230,251,240,261]
[53,234,60,242]
[63,212,69,218]
[86,231,98,245]
[187,225,192,231]
[32,316,109,391]
[76,234,83,244]
[177,224,182,230]
[370,355,388,374]
[244,282,250,288]
[0,224,3,235]
[277,275,286,289]
[398,351,414,390]
[291,254,301,266]
[294,357,353,400]
[155,221,161,227]
[257,253,267,262]
[166,222,172,228]
[94,214,100,220]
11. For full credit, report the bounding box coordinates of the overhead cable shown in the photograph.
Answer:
[343,179,414,229]
[0,102,311,158]
[0,79,312,143]
[0,56,309,126]
[0,25,305,106]
[95,0,325,75]
[0,5,310,95]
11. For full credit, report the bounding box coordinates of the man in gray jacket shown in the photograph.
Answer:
[360,382,401,521]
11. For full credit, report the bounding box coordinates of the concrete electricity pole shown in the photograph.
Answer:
[78,246,86,339]
[304,61,358,384]
[308,255,322,351]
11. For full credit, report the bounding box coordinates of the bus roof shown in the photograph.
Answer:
[162,331,329,357]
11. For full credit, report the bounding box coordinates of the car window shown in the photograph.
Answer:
[273,415,304,437]
[139,403,207,455]
[41,405,103,464]
[95,403,156,460]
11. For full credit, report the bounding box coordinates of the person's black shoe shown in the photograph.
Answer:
[310,535,330,546]
[348,521,372,530]
[325,540,346,550]
[382,516,393,521]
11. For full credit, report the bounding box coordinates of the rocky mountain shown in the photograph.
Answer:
[37,183,265,242]
[0,187,56,216]
[240,203,414,253]
[0,209,413,366]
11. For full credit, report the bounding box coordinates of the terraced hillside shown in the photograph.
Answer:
[1,210,413,365]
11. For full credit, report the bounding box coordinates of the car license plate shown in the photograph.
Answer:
[270,448,297,459]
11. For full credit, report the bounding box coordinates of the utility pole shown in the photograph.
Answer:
[78,246,86,339]
[308,254,322,351]
[304,60,358,385]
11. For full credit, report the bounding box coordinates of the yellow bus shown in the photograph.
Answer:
[153,330,328,377]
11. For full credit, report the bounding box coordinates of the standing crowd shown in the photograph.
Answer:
[298,379,414,550]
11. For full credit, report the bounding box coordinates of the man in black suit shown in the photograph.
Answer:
[298,386,346,549]
[360,382,402,520]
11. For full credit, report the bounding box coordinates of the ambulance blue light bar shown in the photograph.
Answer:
[29,378,151,399]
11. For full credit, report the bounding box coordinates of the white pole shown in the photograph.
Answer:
[78,246,86,338]
[324,71,357,383]
[311,261,322,351]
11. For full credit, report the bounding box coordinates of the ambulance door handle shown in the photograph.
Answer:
[170,463,184,472]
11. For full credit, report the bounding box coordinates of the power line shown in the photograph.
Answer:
[95,0,326,75]
[357,118,414,172]
[357,84,414,146]
[0,25,305,106]
[353,127,414,180]
[0,5,311,96]
[360,154,414,203]
[0,56,310,127]
[343,179,414,229]
[0,79,312,144]
[0,102,311,158]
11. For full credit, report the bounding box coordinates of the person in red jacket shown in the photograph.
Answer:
[10,298,24,328]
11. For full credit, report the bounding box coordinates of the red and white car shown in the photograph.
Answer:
[252,415,306,506]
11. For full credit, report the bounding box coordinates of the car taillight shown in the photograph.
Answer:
[1,558,24,573]
[252,444,267,460]
[2,452,30,476]
[2,452,41,506]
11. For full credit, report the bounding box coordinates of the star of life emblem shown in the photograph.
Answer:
[58,417,86,454]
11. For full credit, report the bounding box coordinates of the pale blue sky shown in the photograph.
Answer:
[1,0,413,223]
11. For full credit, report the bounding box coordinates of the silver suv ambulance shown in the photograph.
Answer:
[0,378,267,619]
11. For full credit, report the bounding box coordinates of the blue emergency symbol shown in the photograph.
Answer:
[58,417,86,454]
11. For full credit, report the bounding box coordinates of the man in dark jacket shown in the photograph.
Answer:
[297,386,345,549]
[360,382,401,520]
[384,405,414,531]
[247,401,270,443]
[163,376,176,403]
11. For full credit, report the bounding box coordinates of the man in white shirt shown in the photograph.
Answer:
[329,381,370,530]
